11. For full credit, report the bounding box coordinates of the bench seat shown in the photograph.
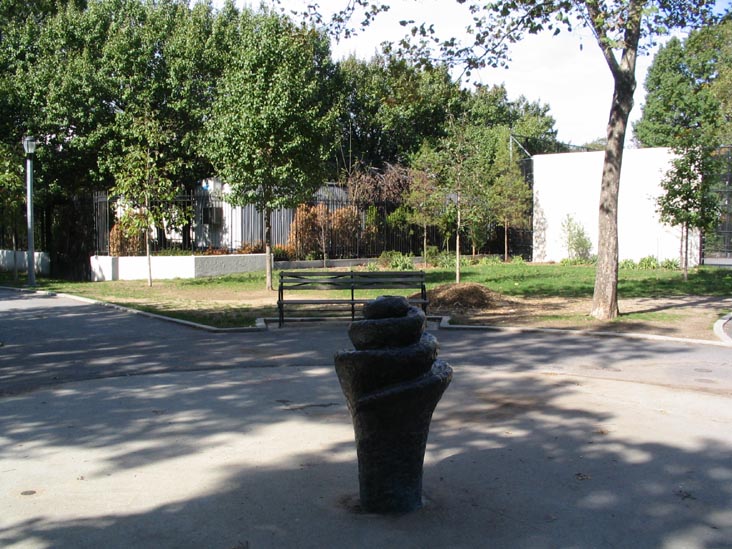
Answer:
[277,270,428,326]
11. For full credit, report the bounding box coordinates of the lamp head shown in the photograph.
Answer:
[23,136,36,155]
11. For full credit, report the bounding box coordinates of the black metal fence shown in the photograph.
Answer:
[2,193,96,280]
[93,188,532,260]
[703,146,732,263]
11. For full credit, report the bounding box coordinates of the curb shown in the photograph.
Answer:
[0,286,266,333]
[3,285,730,345]
[439,315,732,348]
[713,312,732,345]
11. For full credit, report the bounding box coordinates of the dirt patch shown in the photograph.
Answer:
[426,283,512,310]
[422,283,730,342]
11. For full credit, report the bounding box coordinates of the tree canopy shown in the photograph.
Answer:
[204,8,340,289]
[287,0,721,320]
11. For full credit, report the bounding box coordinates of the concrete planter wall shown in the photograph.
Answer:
[0,250,51,276]
[90,254,268,281]
[89,255,425,282]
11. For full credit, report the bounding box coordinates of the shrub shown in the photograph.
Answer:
[330,206,361,258]
[510,255,526,264]
[237,242,265,254]
[377,250,402,268]
[479,255,503,266]
[109,223,144,256]
[377,251,414,270]
[434,251,455,269]
[389,253,415,271]
[272,245,294,261]
[288,204,321,260]
[619,259,637,270]
[202,247,230,255]
[425,245,440,266]
[560,257,584,266]
[561,214,593,261]
[560,255,597,266]
[638,255,660,270]
[661,258,680,270]
[153,247,192,256]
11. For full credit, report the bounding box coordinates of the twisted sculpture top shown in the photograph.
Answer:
[348,295,425,350]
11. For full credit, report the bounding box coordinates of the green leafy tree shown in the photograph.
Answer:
[634,33,721,147]
[658,144,721,281]
[98,0,195,285]
[440,115,473,283]
[294,1,720,320]
[205,9,339,290]
[337,55,463,172]
[0,142,25,279]
[489,155,532,262]
[406,144,445,266]
[635,19,729,279]
[108,115,185,287]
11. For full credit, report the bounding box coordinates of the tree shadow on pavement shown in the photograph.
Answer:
[1,358,730,548]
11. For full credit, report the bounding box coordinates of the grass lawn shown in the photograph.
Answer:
[2,263,731,329]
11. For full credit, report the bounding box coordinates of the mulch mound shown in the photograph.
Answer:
[419,283,507,311]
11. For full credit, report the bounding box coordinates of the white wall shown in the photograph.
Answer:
[90,254,269,281]
[0,250,51,275]
[532,148,697,264]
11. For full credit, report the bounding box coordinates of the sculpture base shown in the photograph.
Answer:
[351,361,452,514]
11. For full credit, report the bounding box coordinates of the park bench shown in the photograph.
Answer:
[277,270,428,327]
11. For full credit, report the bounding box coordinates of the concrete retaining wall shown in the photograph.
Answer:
[0,250,51,276]
[90,254,269,281]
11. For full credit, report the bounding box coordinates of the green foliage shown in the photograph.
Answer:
[561,256,597,266]
[661,258,680,270]
[386,205,412,230]
[619,259,637,270]
[635,21,729,148]
[479,255,503,266]
[638,256,660,270]
[205,9,339,212]
[433,251,458,269]
[561,215,593,261]
[0,142,24,212]
[271,245,293,262]
[424,246,440,265]
[377,251,414,271]
[336,56,462,170]
[657,145,721,233]
[390,253,416,271]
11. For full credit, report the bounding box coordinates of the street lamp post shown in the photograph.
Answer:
[23,136,36,287]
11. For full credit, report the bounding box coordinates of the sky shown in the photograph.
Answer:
[212,0,712,147]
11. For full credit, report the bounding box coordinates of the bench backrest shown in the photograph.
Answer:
[279,270,425,291]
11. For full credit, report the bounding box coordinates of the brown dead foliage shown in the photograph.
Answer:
[422,283,513,311]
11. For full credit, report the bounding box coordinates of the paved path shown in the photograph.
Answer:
[2,290,732,548]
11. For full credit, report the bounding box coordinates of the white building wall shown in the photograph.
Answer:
[532,147,697,264]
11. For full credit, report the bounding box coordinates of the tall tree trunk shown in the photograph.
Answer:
[265,207,273,291]
[590,8,641,320]
[504,219,509,262]
[455,191,461,283]
[423,222,428,268]
[683,222,689,282]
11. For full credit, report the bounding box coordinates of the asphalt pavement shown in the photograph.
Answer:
[1,289,732,548]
